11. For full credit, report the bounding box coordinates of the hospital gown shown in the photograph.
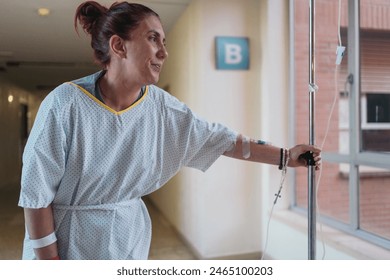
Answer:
[18,71,238,259]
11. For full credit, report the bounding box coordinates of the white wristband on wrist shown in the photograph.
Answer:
[30,232,57,249]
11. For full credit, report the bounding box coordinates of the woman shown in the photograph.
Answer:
[18,1,321,260]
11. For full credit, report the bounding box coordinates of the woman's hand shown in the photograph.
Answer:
[288,144,322,170]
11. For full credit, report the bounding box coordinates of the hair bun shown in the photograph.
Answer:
[75,1,107,34]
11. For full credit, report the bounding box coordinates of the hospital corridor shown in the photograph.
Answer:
[1,0,390,261]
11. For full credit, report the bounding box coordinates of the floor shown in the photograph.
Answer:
[146,197,196,260]
[0,188,25,260]
[0,187,196,260]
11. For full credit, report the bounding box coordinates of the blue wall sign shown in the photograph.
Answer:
[215,36,250,70]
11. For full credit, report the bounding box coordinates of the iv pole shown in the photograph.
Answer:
[308,0,317,260]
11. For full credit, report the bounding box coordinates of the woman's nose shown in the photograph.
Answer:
[157,45,168,59]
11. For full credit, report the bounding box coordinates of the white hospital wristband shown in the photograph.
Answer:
[30,232,57,249]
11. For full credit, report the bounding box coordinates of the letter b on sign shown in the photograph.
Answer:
[225,44,242,64]
[216,37,249,70]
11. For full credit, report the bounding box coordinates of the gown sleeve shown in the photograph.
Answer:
[18,89,67,208]
[164,93,238,172]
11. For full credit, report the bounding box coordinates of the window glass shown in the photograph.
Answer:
[294,0,350,155]
[294,0,350,218]
[295,162,350,224]
[359,165,390,239]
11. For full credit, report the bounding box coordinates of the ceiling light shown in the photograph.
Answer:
[8,95,14,103]
[37,8,50,17]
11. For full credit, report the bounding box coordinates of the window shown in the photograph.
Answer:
[292,0,390,250]
[365,94,390,124]
[362,93,390,152]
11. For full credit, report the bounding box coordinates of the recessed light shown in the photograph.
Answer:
[37,8,50,17]
[8,95,14,103]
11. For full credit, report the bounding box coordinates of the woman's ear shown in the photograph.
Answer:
[109,35,126,58]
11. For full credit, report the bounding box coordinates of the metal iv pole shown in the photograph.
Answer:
[308,0,317,260]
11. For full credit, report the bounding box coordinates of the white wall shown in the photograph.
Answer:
[149,0,289,259]
[0,77,44,190]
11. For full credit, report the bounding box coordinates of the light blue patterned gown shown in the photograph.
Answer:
[18,71,238,259]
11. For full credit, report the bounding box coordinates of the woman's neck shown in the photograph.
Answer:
[99,71,142,111]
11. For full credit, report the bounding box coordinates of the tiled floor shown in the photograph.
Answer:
[0,187,196,260]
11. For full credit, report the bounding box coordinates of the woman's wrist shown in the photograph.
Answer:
[34,242,59,260]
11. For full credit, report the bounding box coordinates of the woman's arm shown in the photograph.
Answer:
[223,135,321,170]
[24,205,59,260]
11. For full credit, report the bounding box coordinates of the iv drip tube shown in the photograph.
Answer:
[308,0,317,260]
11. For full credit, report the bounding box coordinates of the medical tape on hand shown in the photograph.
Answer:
[242,136,251,159]
[30,232,57,249]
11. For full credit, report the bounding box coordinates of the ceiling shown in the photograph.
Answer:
[0,0,191,91]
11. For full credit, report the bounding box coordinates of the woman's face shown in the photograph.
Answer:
[122,15,168,86]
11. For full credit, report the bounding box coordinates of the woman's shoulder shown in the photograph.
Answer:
[147,85,186,110]
[42,82,78,108]
[46,71,102,107]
